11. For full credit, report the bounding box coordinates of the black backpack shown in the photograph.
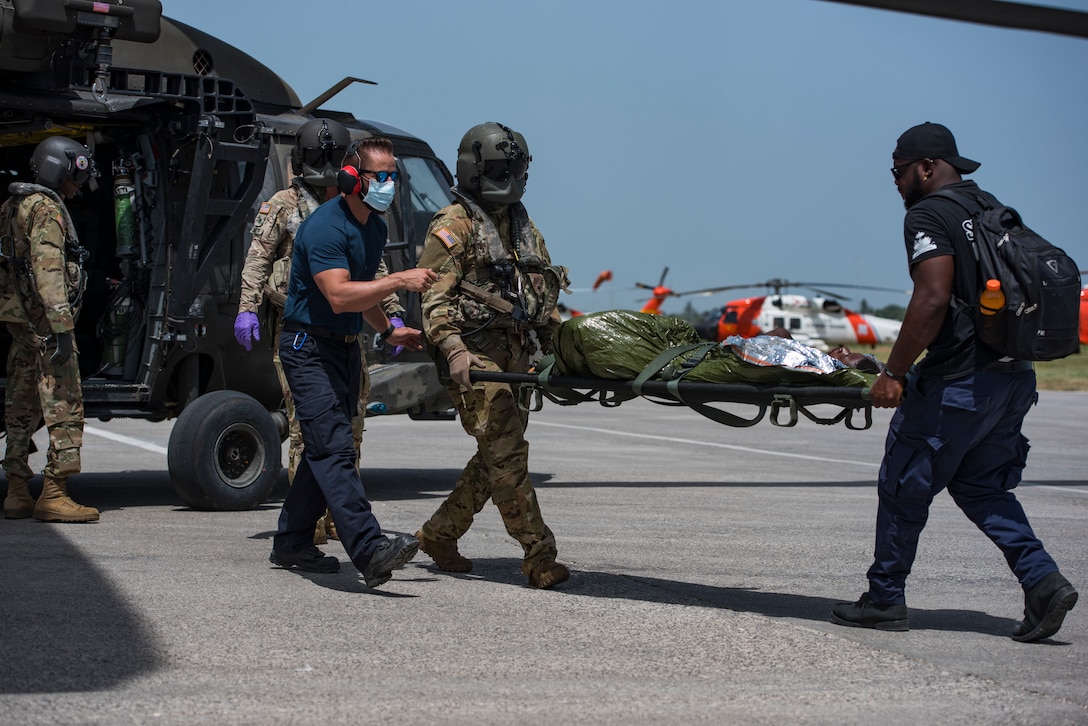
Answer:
[931,188,1081,361]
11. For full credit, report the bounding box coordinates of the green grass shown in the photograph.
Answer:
[866,344,1088,392]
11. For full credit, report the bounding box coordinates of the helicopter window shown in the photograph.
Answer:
[789,318,802,331]
[399,156,453,249]
[723,308,739,324]
[400,156,453,214]
[773,316,785,329]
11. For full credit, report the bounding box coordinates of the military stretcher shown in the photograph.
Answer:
[469,356,875,430]
[465,311,878,430]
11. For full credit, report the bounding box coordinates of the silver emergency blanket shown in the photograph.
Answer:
[724,334,844,374]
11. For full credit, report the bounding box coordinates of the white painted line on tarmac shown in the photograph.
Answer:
[83,425,168,455]
[1029,484,1088,495]
[529,420,880,468]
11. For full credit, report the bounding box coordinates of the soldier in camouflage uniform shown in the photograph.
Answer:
[1,136,98,522]
[233,119,405,544]
[414,123,572,589]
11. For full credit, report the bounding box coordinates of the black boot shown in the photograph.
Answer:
[1011,572,1078,643]
[831,593,909,631]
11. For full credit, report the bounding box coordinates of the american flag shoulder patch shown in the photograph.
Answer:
[259,202,272,214]
[435,227,460,249]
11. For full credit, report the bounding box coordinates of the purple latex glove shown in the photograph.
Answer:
[234,311,260,351]
[389,317,405,356]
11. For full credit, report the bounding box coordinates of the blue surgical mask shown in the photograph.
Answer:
[362,179,395,212]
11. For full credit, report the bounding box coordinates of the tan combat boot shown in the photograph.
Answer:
[528,560,570,590]
[33,476,99,523]
[313,508,339,545]
[313,514,328,545]
[324,512,339,542]
[415,529,473,573]
[4,475,36,519]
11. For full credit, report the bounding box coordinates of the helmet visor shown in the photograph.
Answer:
[483,158,528,182]
[301,145,347,170]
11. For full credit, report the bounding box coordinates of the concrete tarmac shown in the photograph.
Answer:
[1,391,1085,724]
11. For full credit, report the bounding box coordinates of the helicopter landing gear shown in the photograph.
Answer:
[167,390,281,511]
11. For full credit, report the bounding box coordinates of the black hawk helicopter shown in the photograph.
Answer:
[0,1,455,509]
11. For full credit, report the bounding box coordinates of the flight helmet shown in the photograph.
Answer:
[293,118,351,187]
[30,136,99,190]
[455,122,531,204]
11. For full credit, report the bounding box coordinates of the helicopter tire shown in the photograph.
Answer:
[167,390,281,511]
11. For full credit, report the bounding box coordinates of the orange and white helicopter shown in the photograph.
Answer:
[634,269,905,350]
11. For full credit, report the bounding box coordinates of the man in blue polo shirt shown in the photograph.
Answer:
[269,136,437,588]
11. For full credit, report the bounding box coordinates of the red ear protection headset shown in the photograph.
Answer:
[336,141,364,195]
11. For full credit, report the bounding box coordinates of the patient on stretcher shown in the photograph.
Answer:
[551,310,884,388]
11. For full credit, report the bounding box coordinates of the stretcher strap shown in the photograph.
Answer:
[533,356,635,407]
[632,342,719,396]
[644,343,768,427]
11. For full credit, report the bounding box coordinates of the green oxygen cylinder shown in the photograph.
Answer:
[114,170,136,257]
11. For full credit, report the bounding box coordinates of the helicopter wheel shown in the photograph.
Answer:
[167,390,281,511]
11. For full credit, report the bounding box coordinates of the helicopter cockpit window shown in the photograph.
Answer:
[723,308,739,324]
[399,156,454,249]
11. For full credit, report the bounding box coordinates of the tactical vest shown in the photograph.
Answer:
[0,184,87,332]
[450,187,569,331]
[263,180,322,308]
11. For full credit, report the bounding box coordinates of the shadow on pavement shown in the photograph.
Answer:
[407,555,1028,638]
[0,519,162,693]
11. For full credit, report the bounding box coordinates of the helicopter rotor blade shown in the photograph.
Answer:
[807,286,853,300]
[795,282,912,294]
[674,283,770,297]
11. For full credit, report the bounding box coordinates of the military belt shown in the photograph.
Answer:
[282,321,358,344]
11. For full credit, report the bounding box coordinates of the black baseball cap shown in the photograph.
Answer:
[893,122,980,173]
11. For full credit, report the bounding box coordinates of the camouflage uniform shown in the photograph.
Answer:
[0,186,86,485]
[238,179,404,483]
[417,188,568,578]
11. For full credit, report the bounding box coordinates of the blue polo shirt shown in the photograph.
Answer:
[283,197,388,336]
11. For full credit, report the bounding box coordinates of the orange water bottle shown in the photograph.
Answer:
[979,279,1005,315]
[978,278,1005,345]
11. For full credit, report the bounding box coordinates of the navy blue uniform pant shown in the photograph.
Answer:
[867,368,1058,605]
[273,331,382,571]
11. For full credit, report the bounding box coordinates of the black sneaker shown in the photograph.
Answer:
[361,533,419,588]
[831,593,909,631]
[1011,572,1078,642]
[269,546,340,574]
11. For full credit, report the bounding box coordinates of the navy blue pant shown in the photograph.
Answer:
[273,331,382,571]
[867,368,1058,605]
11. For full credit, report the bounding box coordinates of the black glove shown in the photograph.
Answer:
[49,332,74,365]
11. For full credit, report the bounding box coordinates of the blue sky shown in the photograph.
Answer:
[165,0,1088,315]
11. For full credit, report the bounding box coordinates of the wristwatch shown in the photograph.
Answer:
[377,323,396,342]
[881,369,908,385]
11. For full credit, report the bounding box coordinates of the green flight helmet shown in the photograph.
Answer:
[29,136,99,190]
[455,122,532,205]
[293,118,351,187]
